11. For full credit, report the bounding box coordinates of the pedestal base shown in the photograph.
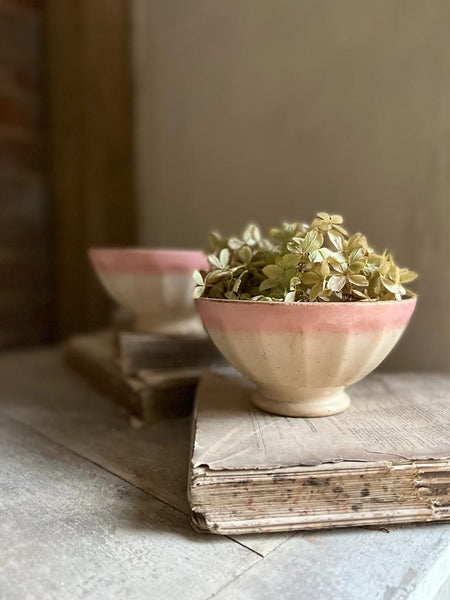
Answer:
[251,386,351,417]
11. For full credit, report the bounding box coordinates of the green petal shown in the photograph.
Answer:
[302,271,320,285]
[309,282,323,301]
[262,264,284,279]
[208,255,222,269]
[193,285,205,298]
[327,274,346,292]
[348,274,369,287]
[400,270,418,284]
[192,270,204,285]
[259,279,278,291]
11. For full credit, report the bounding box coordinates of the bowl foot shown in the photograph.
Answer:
[251,387,350,417]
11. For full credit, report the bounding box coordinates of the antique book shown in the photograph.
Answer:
[119,331,223,375]
[64,331,220,421]
[189,372,450,534]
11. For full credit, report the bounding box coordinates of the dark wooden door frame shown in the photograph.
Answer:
[46,0,135,338]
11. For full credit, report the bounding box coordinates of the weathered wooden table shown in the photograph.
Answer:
[0,348,449,600]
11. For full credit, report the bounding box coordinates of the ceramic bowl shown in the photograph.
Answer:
[90,248,208,335]
[195,297,417,417]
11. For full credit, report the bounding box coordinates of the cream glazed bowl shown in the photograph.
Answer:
[195,297,417,417]
[90,248,208,335]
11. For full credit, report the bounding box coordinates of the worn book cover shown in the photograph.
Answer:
[189,372,450,534]
[64,331,206,421]
[119,331,223,375]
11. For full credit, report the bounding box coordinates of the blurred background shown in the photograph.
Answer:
[1,0,449,370]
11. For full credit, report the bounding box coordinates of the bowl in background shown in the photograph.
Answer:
[195,297,417,417]
[90,248,208,335]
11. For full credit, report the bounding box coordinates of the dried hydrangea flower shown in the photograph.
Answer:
[193,213,417,303]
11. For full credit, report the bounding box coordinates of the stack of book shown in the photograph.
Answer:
[65,328,450,534]
[64,330,224,421]
[188,372,450,534]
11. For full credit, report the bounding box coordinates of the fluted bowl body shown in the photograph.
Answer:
[195,297,417,417]
[90,248,208,335]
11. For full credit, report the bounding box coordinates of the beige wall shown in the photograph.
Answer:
[133,0,450,371]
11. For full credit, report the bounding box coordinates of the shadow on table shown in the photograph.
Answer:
[0,350,210,540]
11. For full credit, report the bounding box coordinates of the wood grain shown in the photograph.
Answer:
[213,524,450,600]
[0,348,192,512]
[0,413,258,599]
[46,0,135,337]
[0,347,448,596]
[0,0,53,348]
[0,347,291,556]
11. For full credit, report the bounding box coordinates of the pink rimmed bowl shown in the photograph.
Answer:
[90,248,208,335]
[195,297,417,417]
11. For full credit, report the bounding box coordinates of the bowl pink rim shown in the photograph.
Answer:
[195,295,417,334]
[89,248,208,274]
[195,295,417,307]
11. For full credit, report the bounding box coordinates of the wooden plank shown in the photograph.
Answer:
[0,0,53,348]
[5,348,449,572]
[213,525,450,600]
[1,347,449,586]
[0,348,291,556]
[436,578,450,600]
[46,0,135,337]
[0,290,52,347]
[0,413,258,599]
[0,348,191,512]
